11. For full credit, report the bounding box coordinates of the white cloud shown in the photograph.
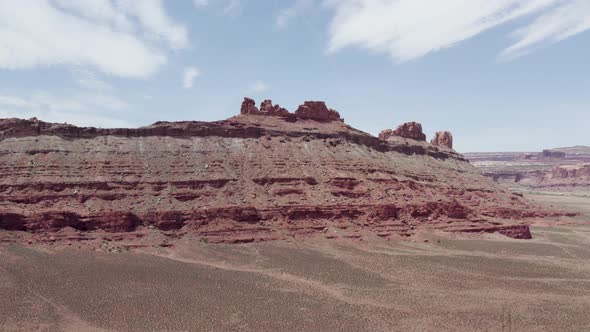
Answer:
[193,0,209,8]
[115,0,188,49]
[54,0,131,29]
[183,66,200,89]
[0,91,133,127]
[247,81,270,93]
[276,0,313,29]
[326,0,590,62]
[501,0,590,59]
[0,0,187,78]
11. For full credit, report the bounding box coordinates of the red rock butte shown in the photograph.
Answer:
[379,122,427,141]
[240,98,343,122]
[431,131,453,149]
[0,98,568,243]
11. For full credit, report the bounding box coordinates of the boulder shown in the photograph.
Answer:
[379,122,426,141]
[431,131,453,149]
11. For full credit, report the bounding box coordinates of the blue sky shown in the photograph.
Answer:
[0,0,589,152]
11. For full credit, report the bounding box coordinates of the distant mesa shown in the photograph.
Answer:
[551,164,590,179]
[379,122,427,142]
[541,149,565,160]
[431,131,453,149]
[240,97,342,123]
[465,146,590,193]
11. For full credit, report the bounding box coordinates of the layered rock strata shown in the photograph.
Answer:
[0,99,564,243]
[466,147,590,192]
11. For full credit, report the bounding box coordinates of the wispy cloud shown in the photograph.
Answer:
[183,66,200,89]
[325,0,590,62]
[83,93,129,110]
[193,0,209,8]
[247,81,270,93]
[500,0,590,59]
[0,0,188,78]
[223,0,242,17]
[276,0,313,29]
[0,91,132,127]
[115,0,188,49]
[0,95,38,109]
[71,68,113,91]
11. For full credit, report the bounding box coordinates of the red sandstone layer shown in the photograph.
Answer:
[0,99,569,243]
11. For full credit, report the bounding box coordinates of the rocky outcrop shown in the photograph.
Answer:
[0,99,567,244]
[379,122,426,141]
[260,100,290,117]
[551,164,590,179]
[240,98,341,123]
[240,97,259,115]
[431,131,453,149]
[294,101,343,122]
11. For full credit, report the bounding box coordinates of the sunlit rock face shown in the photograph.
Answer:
[0,98,565,244]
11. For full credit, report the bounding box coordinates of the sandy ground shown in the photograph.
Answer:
[1,194,590,331]
[526,192,590,217]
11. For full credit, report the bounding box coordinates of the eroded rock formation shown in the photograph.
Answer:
[551,164,590,179]
[294,101,343,122]
[259,100,290,117]
[0,98,567,244]
[431,131,453,149]
[239,98,341,123]
[379,122,426,141]
[240,97,259,115]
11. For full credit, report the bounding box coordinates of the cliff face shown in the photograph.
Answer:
[542,150,566,159]
[0,99,562,243]
[551,164,590,179]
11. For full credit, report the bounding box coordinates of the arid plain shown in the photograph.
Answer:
[2,192,589,331]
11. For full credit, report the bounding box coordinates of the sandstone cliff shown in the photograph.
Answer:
[0,99,564,243]
[550,164,590,179]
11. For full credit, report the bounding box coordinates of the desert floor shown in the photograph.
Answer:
[1,194,590,331]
